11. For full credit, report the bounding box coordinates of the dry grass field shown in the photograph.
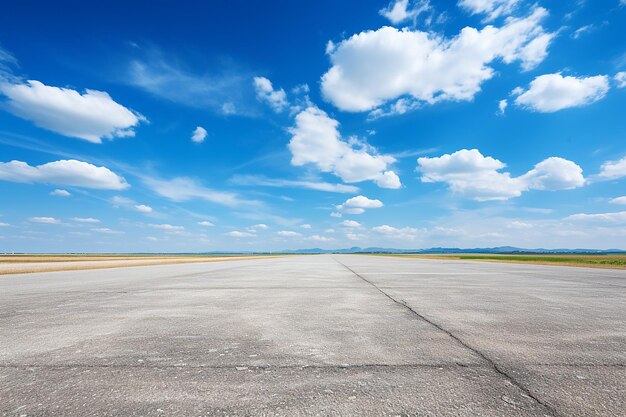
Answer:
[0,254,278,275]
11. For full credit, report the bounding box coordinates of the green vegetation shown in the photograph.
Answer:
[374,253,626,269]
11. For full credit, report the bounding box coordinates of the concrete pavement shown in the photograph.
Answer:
[0,255,624,416]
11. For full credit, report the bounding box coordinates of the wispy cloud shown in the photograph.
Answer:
[124,48,257,116]
[143,175,261,207]
[230,174,359,193]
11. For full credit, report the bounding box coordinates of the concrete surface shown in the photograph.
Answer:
[0,255,624,416]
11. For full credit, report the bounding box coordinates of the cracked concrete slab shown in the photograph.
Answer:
[1,254,624,416]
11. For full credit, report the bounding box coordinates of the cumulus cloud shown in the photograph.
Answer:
[111,196,153,214]
[198,221,215,227]
[321,7,553,114]
[71,217,100,223]
[253,76,288,112]
[191,126,207,143]
[497,99,508,115]
[299,224,312,229]
[336,195,384,214]
[277,230,301,237]
[379,0,432,25]
[565,211,626,223]
[50,189,70,197]
[372,224,419,240]
[288,107,401,188]
[149,223,184,231]
[458,0,520,21]
[597,156,626,180]
[520,157,586,190]
[345,232,365,241]
[0,159,129,190]
[29,217,59,224]
[134,204,153,213]
[615,72,626,88]
[513,73,609,112]
[0,80,145,143]
[417,149,585,201]
[307,235,334,242]
[341,220,362,228]
[610,197,626,205]
[226,231,255,238]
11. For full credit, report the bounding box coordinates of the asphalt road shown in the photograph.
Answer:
[1,255,624,416]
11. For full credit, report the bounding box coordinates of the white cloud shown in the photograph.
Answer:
[321,7,553,113]
[507,220,532,229]
[572,24,594,39]
[0,80,145,143]
[497,99,508,115]
[379,0,431,25]
[111,196,153,214]
[513,73,609,112]
[127,54,254,116]
[134,204,153,213]
[226,231,255,238]
[330,212,342,218]
[0,222,9,227]
[336,195,384,214]
[306,235,334,242]
[597,156,626,180]
[458,0,520,21]
[198,221,215,227]
[372,224,419,240]
[29,217,59,224]
[253,77,288,112]
[300,224,312,229]
[344,195,384,209]
[288,107,401,188]
[92,227,123,234]
[277,230,301,237]
[50,189,70,197]
[341,220,362,228]
[519,157,585,190]
[149,223,184,231]
[71,217,100,223]
[191,126,207,143]
[249,223,268,230]
[417,149,585,201]
[0,159,129,190]
[338,207,365,215]
[615,72,626,88]
[610,197,626,205]
[345,232,364,241]
[143,176,257,207]
[231,175,359,193]
[565,211,626,223]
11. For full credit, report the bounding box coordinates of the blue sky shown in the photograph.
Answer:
[1,0,625,252]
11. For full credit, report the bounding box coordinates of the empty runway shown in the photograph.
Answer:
[1,255,624,416]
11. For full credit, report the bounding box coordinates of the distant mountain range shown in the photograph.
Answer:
[272,246,626,254]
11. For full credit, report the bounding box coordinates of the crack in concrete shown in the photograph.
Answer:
[0,363,484,370]
[333,256,561,417]
[0,362,622,370]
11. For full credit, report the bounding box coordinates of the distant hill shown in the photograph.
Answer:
[276,246,626,254]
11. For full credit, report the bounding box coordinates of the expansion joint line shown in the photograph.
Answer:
[332,256,560,417]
